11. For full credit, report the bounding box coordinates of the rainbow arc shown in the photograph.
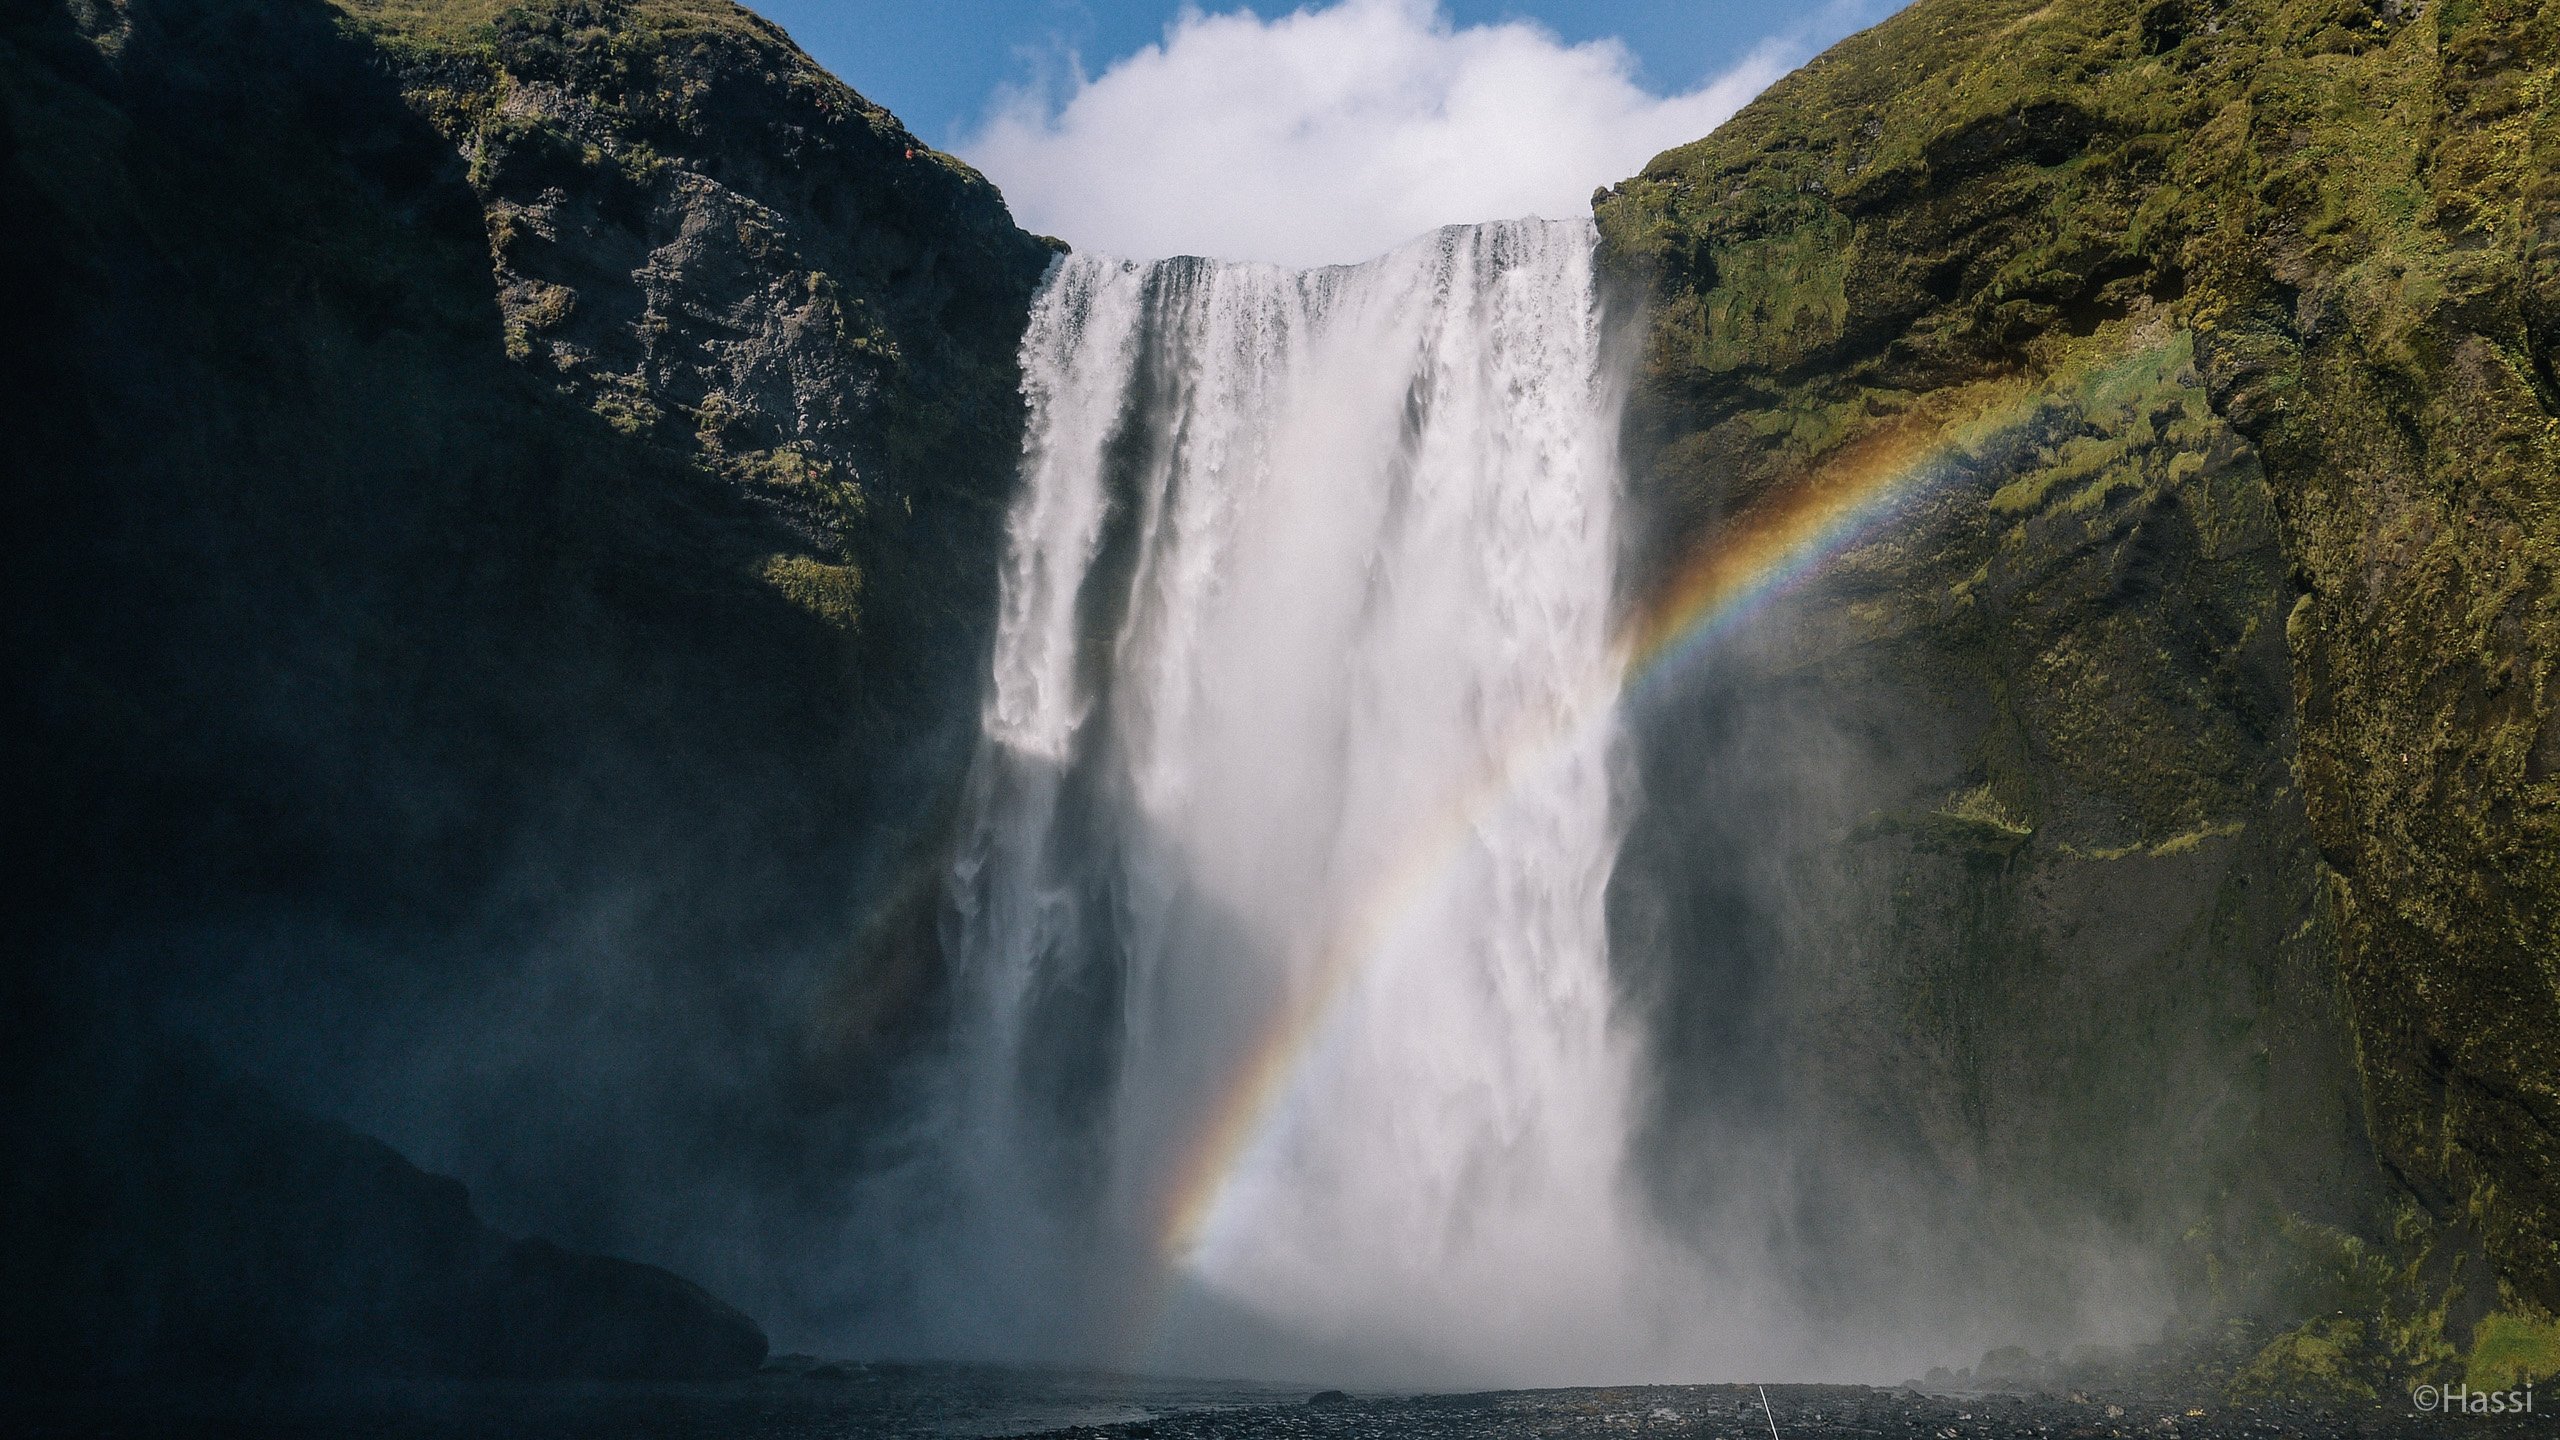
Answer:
[1147,412,1982,1298]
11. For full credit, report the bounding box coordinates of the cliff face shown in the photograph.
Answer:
[1600,0,2558,1385]
[2,0,1048,1345]
[333,0,1060,627]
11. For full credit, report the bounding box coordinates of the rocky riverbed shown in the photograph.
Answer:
[5,1368,2542,1439]
[1013,1384,2543,1440]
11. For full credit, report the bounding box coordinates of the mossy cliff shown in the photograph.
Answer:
[329,0,1062,625]
[2,0,1048,1354]
[1600,0,2558,1385]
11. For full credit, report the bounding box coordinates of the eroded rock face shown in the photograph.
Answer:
[1600,0,2557,1376]
[339,0,1062,568]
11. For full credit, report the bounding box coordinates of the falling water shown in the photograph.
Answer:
[930,219,1672,1382]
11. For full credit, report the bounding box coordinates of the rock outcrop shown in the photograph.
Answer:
[1600,0,2558,1390]
[332,0,1061,598]
[0,1007,767,1385]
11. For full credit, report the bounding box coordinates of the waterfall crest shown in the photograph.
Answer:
[932,218,1671,1382]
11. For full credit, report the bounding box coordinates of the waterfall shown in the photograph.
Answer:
[929,218,1668,1382]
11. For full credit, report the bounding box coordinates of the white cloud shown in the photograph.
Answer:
[960,0,1794,268]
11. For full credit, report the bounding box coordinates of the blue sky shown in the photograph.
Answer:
[741,0,1908,265]
[749,1,1874,148]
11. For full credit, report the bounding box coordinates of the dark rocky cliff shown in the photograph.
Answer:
[2,0,1050,1363]
[1600,0,2558,1394]
[5,1003,768,1384]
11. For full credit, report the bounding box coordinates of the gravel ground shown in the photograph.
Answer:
[1006,1383,2543,1440]
[4,1372,2540,1438]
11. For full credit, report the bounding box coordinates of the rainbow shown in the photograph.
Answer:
[1620,418,1957,700]
[1147,412,1975,1291]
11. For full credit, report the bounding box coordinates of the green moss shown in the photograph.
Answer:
[1601,0,2560,1334]
[758,553,860,632]
[733,442,833,488]
[2213,1205,2525,1400]
[511,278,574,330]
[334,0,796,61]
[587,380,659,438]
[2234,1317,2377,1400]
[2468,1309,2560,1390]
[314,0,1057,731]
[1940,782,2030,834]
[2145,822,2242,858]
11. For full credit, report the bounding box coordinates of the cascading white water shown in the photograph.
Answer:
[932,218,1678,1382]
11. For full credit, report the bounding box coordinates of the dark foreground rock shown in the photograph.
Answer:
[0,1011,766,1387]
[469,1238,767,1381]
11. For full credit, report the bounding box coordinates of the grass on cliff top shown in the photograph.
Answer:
[327,0,963,161]
[332,0,787,48]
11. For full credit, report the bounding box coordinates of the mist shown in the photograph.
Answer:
[70,205,2256,1399]
[771,220,2206,1388]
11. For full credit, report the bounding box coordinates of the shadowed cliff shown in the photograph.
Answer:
[1,0,1052,1367]
[4,1000,768,1385]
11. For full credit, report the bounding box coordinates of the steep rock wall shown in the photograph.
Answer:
[1,0,1050,1340]
[1600,0,2558,1382]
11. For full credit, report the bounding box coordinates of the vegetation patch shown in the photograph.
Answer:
[2467,1308,2560,1391]
[759,553,860,632]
